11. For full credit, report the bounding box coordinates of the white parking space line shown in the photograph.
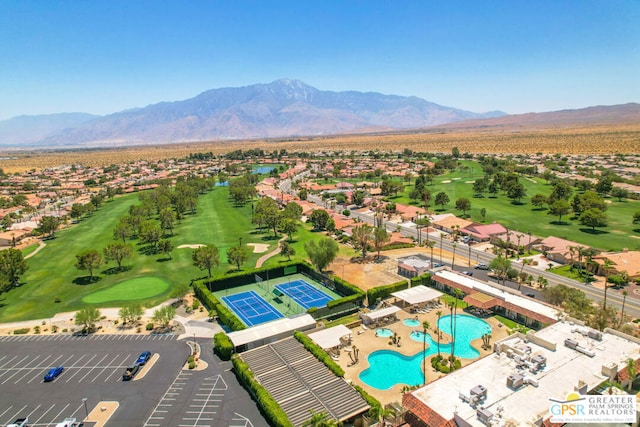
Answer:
[91,354,121,382]
[1,356,36,384]
[230,412,254,427]
[76,353,109,382]
[3,405,27,424]
[50,403,70,424]
[0,405,14,422]
[12,354,53,383]
[0,354,20,369]
[64,354,96,382]
[26,354,64,384]
[144,372,193,427]
[104,353,133,382]
[23,403,42,421]
[32,403,57,425]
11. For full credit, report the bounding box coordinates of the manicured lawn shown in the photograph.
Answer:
[0,187,280,322]
[385,162,640,251]
[83,277,170,303]
[20,243,40,258]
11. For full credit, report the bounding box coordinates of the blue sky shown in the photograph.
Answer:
[1,0,638,120]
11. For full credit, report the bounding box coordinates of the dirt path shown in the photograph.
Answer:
[24,240,46,259]
[255,234,288,268]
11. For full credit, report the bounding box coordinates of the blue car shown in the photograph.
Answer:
[44,366,64,382]
[136,351,151,366]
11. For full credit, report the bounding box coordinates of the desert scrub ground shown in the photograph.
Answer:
[1,124,639,173]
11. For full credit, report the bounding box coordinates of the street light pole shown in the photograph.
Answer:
[82,397,88,419]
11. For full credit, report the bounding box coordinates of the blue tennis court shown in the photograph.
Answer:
[275,279,334,310]
[222,290,284,326]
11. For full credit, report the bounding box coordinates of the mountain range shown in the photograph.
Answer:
[0,79,505,147]
[0,79,637,148]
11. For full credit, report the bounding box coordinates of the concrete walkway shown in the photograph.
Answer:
[255,234,288,267]
[0,297,221,340]
[24,240,46,259]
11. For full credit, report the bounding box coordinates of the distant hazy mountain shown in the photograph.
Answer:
[435,103,640,130]
[0,113,99,145]
[29,79,505,147]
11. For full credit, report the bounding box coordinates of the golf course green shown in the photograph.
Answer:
[82,277,170,303]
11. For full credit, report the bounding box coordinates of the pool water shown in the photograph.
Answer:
[360,314,491,390]
[403,318,421,327]
[375,328,393,338]
[359,350,425,389]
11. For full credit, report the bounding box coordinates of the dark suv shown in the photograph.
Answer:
[122,364,139,381]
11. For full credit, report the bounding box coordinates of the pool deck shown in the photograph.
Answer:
[334,305,510,406]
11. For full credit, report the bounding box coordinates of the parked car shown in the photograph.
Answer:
[6,417,28,427]
[474,263,489,270]
[122,364,139,381]
[136,351,151,366]
[462,271,473,276]
[526,293,536,298]
[55,417,76,427]
[44,366,64,382]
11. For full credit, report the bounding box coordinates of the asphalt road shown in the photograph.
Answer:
[312,199,640,319]
[0,334,268,427]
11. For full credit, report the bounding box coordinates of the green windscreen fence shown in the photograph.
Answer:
[284,265,297,275]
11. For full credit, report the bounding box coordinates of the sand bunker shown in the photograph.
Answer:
[178,244,206,249]
[247,243,269,253]
[441,180,451,183]
[465,180,476,183]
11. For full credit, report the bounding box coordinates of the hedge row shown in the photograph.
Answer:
[382,242,415,251]
[326,293,363,309]
[197,261,301,291]
[193,282,245,331]
[213,332,233,361]
[332,275,363,297]
[352,384,383,419]
[367,279,409,305]
[293,331,345,377]
[232,354,294,427]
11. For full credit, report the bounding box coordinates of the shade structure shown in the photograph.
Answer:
[392,285,443,306]
[307,325,352,350]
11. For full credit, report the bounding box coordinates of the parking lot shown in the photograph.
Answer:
[0,334,268,427]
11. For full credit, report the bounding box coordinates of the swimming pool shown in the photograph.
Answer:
[375,328,393,338]
[360,315,492,390]
[403,318,421,327]
[359,350,425,389]
[410,314,490,359]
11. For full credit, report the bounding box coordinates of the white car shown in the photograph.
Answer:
[55,418,76,427]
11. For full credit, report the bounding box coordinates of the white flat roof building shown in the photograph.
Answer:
[227,314,316,351]
[403,320,640,427]
[432,269,560,324]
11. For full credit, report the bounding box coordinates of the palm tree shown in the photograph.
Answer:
[583,247,600,283]
[627,358,637,392]
[426,240,436,266]
[619,290,628,328]
[576,246,586,278]
[518,259,532,291]
[302,410,341,427]
[568,245,576,272]
[516,233,524,259]
[450,289,464,369]
[451,243,457,268]
[422,320,430,385]
[447,300,455,370]
[439,233,445,263]
[602,258,613,311]
[435,310,442,359]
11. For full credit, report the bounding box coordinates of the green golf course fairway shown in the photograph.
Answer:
[82,277,170,304]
